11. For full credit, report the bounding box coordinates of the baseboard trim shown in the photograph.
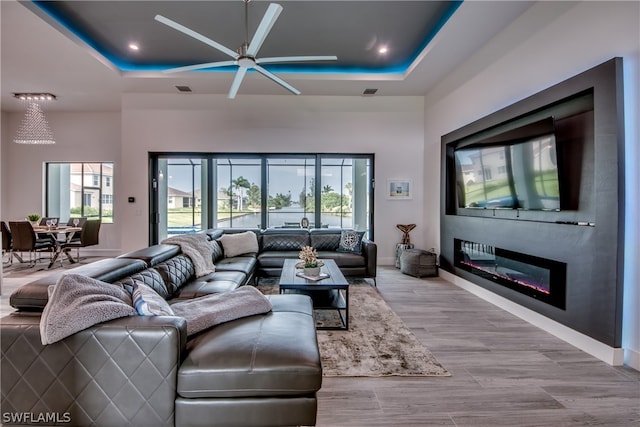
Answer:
[625,348,640,371]
[439,270,626,367]
[78,249,121,258]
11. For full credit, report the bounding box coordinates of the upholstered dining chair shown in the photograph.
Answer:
[64,217,87,243]
[8,221,56,266]
[1,221,21,264]
[62,219,101,262]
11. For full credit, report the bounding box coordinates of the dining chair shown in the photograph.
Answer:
[63,219,101,262]
[65,217,87,243]
[1,221,22,265]
[8,221,56,266]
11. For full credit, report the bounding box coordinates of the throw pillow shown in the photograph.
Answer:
[219,231,259,258]
[337,230,365,253]
[131,281,174,316]
[40,273,137,345]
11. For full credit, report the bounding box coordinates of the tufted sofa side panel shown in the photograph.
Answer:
[210,240,224,263]
[1,314,186,427]
[153,255,196,297]
[114,268,170,299]
[309,229,342,251]
[261,229,310,251]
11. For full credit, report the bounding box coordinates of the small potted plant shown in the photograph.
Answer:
[299,245,321,277]
[26,213,41,226]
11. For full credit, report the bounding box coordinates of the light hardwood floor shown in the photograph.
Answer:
[316,267,639,427]
[1,263,638,426]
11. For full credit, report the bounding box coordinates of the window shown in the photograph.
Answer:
[46,162,114,223]
[150,153,374,243]
[216,158,262,229]
[266,157,313,228]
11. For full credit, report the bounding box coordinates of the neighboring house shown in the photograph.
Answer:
[167,186,195,209]
[69,163,114,212]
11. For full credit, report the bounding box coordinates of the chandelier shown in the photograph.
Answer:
[13,93,56,144]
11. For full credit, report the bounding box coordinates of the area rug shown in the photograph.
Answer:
[257,282,451,377]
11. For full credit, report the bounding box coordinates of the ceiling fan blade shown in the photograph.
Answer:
[246,3,283,57]
[254,65,301,95]
[162,60,237,74]
[228,67,248,99]
[256,56,338,64]
[155,14,238,59]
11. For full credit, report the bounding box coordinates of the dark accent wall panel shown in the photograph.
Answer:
[440,58,624,347]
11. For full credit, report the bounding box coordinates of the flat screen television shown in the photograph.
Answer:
[454,117,561,211]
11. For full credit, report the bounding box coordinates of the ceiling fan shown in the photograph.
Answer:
[155,0,337,99]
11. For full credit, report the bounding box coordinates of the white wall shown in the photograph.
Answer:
[121,94,425,260]
[1,97,426,264]
[423,1,640,368]
[0,111,122,254]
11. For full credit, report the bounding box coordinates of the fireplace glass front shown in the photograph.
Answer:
[454,239,566,309]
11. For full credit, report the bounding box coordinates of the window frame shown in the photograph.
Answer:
[45,161,114,223]
[149,152,375,245]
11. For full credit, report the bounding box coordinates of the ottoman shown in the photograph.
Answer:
[400,248,438,278]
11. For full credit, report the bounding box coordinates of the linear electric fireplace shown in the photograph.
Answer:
[454,239,567,309]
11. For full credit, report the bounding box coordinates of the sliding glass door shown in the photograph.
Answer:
[215,158,262,228]
[150,153,374,244]
[266,157,315,228]
[155,158,208,242]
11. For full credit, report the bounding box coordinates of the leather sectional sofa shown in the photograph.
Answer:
[222,227,377,282]
[1,228,377,427]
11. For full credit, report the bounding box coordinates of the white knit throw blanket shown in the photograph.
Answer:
[162,233,215,277]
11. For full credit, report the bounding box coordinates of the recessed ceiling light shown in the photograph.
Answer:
[128,43,140,51]
[378,46,388,54]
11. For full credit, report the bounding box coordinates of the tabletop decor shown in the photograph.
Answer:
[395,223,416,267]
[299,245,321,276]
[396,223,416,245]
[26,213,41,226]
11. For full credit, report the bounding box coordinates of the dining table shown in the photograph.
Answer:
[33,225,82,269]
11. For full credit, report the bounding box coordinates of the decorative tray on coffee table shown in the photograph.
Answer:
[295,272,330,281]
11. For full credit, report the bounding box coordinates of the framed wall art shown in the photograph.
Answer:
[387,179,412,200]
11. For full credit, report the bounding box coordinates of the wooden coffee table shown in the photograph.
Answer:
[279,258,349,330]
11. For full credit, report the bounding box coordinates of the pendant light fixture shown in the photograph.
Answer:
[13,93,56,144]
